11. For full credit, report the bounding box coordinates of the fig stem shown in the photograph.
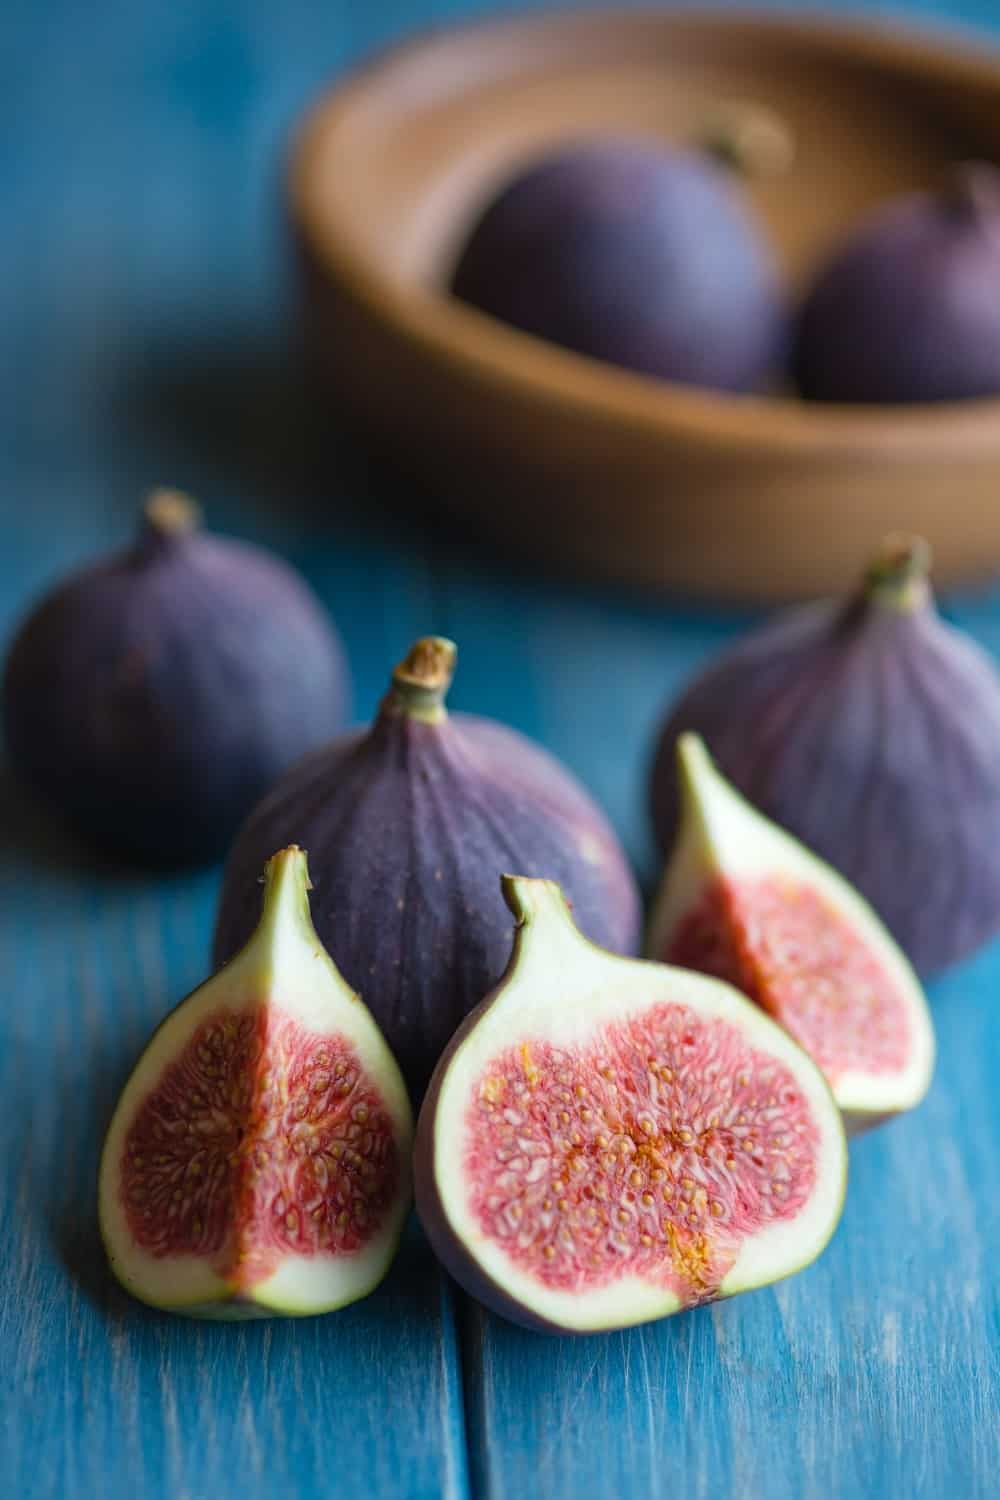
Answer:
[388,636,457,723]
[142,488,203,542]
[864,533,932,611]
[946,160,1000,226]
[501,875,575,929]
[697,102,795,180]
[254,846,314,949]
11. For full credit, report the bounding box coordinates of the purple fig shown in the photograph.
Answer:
[451,136,788,393]
[2,491,348,865]
[649,536,1000,974]
[795,162,1000,403]
[214,638,641,1097]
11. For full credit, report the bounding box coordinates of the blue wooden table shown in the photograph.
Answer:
[3,2,998,1496]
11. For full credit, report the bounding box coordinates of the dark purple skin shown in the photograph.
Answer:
[2,496,348,865]
[649,542,1000,974]
[451,139,788,393]
[213,643,640,1098]
[795,164,1000,403]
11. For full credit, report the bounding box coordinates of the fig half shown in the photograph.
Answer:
[649,737,935,1132]
[649,535,1000,974]
[99,847,412,1317]
[416,875,846,1333]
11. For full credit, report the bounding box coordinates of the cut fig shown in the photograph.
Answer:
[98,847,412,1317]
[649,736,935,1132]
[415,875,846,1333]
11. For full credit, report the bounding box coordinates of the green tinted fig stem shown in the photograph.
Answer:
[697,103,795,180]
[501,875,575,929]
[864,533,932,612]
[141,488,203,547]
[255,845,314,945]
[387,636,457,724]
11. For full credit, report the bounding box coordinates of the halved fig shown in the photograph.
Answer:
[99,847,412,1317]
[649,736,935,1132]
[415,875,846,1333]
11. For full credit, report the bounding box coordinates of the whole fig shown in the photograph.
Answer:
[451,136,788,393]
[795,163,1000,403]
[2,491,348,865]
[649,536,1000,974]
[214,637,641,1096]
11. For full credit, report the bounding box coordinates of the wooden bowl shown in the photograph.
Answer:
[290,8,1000,602]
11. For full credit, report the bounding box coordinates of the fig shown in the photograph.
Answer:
[649,737,935,1132]
[649,535,1000,972]
[450,135,788,393]
[415,875,846,1333]
[794,163,1000,403]
[214,637,641,1099]
[2,490,348,865]
[98,846,412,1317]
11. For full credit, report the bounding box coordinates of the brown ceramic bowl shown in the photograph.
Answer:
[290,8,1000,602]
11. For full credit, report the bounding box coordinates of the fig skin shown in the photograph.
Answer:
[214,638,641,1099]
[451,138,788,393]
[649,537,1000,974]
[794,163,1000,403]
[2,491,348,865]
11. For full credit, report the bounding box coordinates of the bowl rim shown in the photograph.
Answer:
[289,4,1000,458]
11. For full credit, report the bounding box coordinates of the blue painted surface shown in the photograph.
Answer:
[2,2,999,1497]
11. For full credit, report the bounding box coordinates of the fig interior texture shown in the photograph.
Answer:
[2,491,349,865]
[650,535,1000,973]
[214,637,641,1098]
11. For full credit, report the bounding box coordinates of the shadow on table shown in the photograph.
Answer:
[112,322,452,547]
[0,765,222,889]
[0,765,114,881]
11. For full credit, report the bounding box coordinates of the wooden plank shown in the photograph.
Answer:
[0,3,467,1497]
[436,569,1000,1499]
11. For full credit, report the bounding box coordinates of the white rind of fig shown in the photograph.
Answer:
[648,735,935,1130]
[98,847,413,1318]
[416,876,847,1335]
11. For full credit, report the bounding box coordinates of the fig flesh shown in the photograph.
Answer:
[649,536,1000,972]
[794,163,1000,403]
[2,491,348,865]
[451,139,787,393]
[99,846,412,1317]
[415,875,846,1333]
[214,638,640,1099]
[649,737,935,1132]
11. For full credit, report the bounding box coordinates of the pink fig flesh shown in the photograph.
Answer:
[99,847,413,1317]
[667,876,913,1088]
[462,1004,820,1307]
[121,1009,400,1288]
[416,876,847,1333]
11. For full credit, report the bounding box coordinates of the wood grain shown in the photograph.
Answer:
[2,2,999,1498]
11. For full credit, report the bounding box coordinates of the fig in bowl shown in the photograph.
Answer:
[451,134,789,394]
